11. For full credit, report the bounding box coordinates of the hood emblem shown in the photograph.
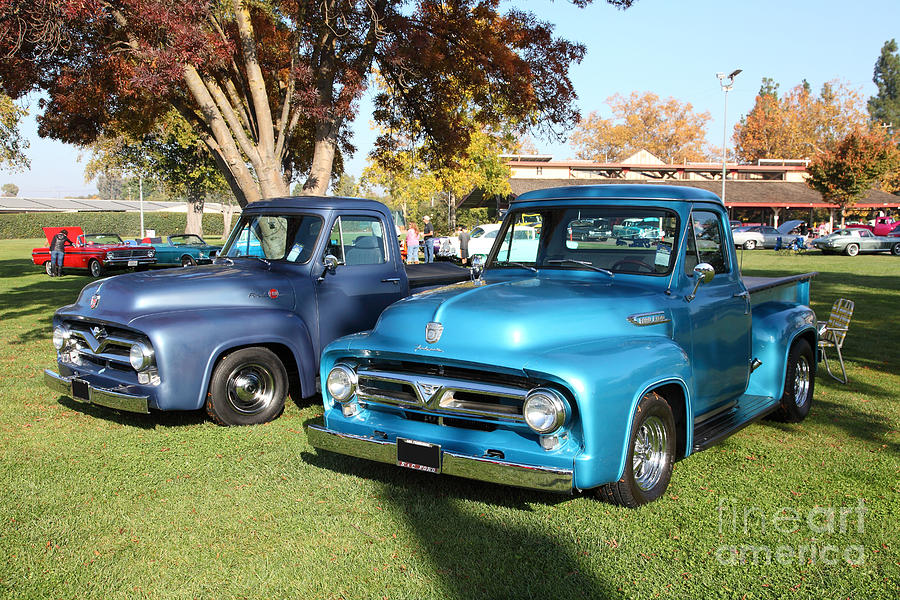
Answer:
[90,326,107,339]
[425,321,443,344]
[90,294,101,309]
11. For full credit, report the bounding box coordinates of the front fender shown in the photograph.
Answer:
[129,308,316,410]
[525,336,692,490]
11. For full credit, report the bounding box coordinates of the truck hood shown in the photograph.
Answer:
[367,275,673,356]
[62,261,296,323]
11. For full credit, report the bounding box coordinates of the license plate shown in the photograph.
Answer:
[397,438,441,473]
[71,379,90,402]
[128,260,138,267]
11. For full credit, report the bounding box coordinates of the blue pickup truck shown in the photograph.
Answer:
[44,197,470,425]
[307,185,819,507]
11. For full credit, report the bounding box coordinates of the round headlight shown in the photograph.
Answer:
[52,326,69,350]
[148,249,155,257]
[523,388,568,434]
[326,364,357,403]
[129,342,153,371]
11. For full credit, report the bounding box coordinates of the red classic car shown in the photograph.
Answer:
[32,227,156,278]
[847,216,899,236]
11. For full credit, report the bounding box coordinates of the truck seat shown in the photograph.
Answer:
[345,236,385,265]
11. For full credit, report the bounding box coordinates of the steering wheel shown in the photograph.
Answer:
[611,258,655,273]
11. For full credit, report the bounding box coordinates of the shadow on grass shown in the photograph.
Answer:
[56,396,207,429]
[0,259,87,344]
[300,415,616,598]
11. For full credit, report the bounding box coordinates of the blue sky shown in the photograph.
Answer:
[3,0,898,197]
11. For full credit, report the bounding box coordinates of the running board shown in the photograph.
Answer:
[692,395,780,452]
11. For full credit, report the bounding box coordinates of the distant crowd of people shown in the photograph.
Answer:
[403,217,470,265]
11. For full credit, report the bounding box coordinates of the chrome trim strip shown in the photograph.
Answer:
[65,325,144,366]
[306,425,573,493]
[44,369,150,414]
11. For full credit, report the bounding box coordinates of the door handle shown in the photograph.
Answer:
[381,277,400,285]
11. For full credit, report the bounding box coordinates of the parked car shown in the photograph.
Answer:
[308,184,819,507]
[467,223,504,260]
[846,216,899,236]
[811,227,900,256]
[43,198,471,426]
[731,219,804,250]
[32,227,156,277]
[145,234,222,267]
[886,224,900,238]
[567,218,611,241]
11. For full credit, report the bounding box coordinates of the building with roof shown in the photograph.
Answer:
[461,152,900,229]
[0,197,229,214]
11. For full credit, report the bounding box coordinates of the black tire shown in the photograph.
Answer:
[768,339,815,423]
[181,255,196,267]
[206,347,288,426]
[595,391,675,507]
[891,242,900,256]
[743,239,757,250]
[88,259,104,278]
[845,244,859,257]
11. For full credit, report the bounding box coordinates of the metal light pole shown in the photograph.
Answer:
[716,69,742,202]
[139,175,145,238]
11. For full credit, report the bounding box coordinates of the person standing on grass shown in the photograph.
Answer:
[422,215,434,263]
[457,225,470,265]
[49,229,72,277]
[406,222,420,264]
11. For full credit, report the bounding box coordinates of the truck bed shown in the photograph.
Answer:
[405,262,471,288]
[743,272,817,306]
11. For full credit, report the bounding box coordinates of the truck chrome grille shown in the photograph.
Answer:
[355,366,530,423]
[60,319,146,369]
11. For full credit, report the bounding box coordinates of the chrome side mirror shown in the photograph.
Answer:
[686,262,715,302]
[323,254,339,273]
[471,255,485,280]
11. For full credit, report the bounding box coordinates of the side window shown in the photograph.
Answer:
[327,216,387,266]
[685,210,729,274]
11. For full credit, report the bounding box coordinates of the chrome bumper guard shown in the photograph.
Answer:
[306,424,573,493]
[44,369,150,414]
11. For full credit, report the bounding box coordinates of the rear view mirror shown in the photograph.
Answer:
[686,262,715,302]
[323,254,339,272]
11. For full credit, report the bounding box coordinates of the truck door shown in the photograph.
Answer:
[315,214,407,354]
[684,208,752,414]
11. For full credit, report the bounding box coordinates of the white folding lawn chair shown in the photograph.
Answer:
[818,298,854,384]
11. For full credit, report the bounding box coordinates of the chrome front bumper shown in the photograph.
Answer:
[306,424,573,493]
[44,369,150,414]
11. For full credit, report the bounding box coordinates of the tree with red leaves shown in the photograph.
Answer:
[0,0,634,205]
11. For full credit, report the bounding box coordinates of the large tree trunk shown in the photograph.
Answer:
[302,121,338,195]
[186,197,204,236]
[222,203,237,239]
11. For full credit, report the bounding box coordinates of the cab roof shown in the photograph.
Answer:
[513,184,722,204]
[242,196,391,213]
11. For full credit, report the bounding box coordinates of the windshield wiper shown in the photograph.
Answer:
[546,259,614,277]
[497,261,537,273]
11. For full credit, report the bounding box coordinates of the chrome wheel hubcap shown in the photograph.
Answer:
[793,355,811,407]
[632,415,668,491]
[226,363,276,414]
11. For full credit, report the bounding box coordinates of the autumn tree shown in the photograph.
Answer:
[806,129,900,226]
[1,0,635,206]
[0,91,28,170]
[1,182,18,196]
[86,111,230,235]
[734,78,868,162]
[570,92,712,163]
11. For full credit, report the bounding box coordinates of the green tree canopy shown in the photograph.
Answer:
[868,39,900,128]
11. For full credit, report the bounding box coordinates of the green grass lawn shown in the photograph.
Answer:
[1,239,898,599]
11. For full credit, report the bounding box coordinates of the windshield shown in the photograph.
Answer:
[488,207,680,275]
[83,234,124,245]
[170,235,205,246]
[221,214,323,263]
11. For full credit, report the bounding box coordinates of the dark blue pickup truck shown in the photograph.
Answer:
[44,197,470,425]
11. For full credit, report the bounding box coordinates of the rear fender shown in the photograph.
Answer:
[746,303,817,399]
[129,308,316,410]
